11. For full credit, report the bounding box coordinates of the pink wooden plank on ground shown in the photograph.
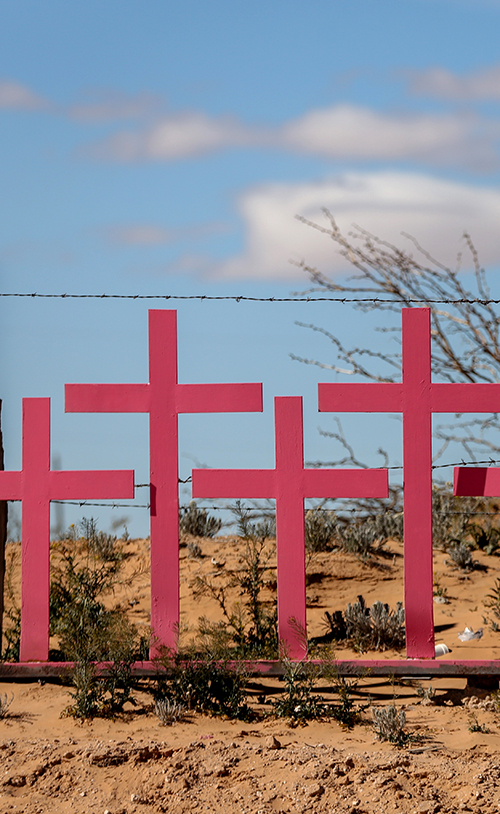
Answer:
[192,396,388,659]
[0,398,134,661]
[65,309,263,655]
[319,307,500,659]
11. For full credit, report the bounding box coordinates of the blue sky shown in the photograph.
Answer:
[2,0,500,537]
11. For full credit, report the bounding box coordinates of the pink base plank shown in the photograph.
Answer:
[0,659,499,679]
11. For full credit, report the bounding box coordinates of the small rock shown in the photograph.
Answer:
[306,783,324,797]
[265,735,281,750]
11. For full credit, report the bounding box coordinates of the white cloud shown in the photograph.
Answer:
[0,79,49,110]
[409,65,500,101]
[88,111,261,160]
[214,171,500,280]
[280,105,497,169]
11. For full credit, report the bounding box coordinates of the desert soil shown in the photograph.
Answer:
[1,533,500,813]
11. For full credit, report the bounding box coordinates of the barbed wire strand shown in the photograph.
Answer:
[3,292,500,304]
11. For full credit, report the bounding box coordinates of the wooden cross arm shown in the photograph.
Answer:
[319,382,403,412]
[65,383,150,413]
[432,384,500,414]
[302,468,389,498]
[0,472,23,500]
[192,469,275,499]
[49,470,135,499]
[176,383,263,413]
[454,467,500,497]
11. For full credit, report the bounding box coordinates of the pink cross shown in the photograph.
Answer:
[192,396,388,659]
[454,467,500,496]
[319,307,500,658]
[65,309,263,654]
[0,398,134,662]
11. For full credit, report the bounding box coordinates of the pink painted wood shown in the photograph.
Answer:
[454,467,500,496]
[319,307,500,659]
[0,398,134,662]
[192,396,388,659]
[65,310,263,655]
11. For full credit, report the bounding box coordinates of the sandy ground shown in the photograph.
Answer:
[1,533,500,813]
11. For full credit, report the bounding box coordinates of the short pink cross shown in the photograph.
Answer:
[192,396,388,659]
[454,467,500,496]
[0,398,134,662]
[319,307,500,658]
[65,309,263,654]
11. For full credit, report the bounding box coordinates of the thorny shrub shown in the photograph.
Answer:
[179,501,222,539]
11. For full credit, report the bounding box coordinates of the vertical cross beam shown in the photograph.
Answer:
[192,396,388,658]
[320,307,500,658]
[0,398,134,661]
[65,310,263,654]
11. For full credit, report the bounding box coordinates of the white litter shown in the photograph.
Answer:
[458,626,483,642]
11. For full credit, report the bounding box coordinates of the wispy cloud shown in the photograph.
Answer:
[87,103,500,170]
[212,171,500,280]
[86,111,263,160]
[409,64,500,101]
[0,79,50,110]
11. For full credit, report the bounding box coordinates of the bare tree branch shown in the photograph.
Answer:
[292,214,500,464]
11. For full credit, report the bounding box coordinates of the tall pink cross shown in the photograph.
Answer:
[65,309,263,654]
[0,398,134,662]
[319,307,500,658]
[192,396,388,659]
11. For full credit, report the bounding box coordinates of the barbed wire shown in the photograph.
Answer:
[40,457,500,512]
[3,292,500,304]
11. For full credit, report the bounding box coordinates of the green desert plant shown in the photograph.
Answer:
[467,521,500,556]
[372,704,416,746]
[336,519,389,561]
[304,507,337,553]
[483,578,500,631]
[50,518,143,719]
[446,541,478,572]
[344,595,405,652]
[155,696,186,725]
[194,501,278,658]
[179,501,222,538]
[272,654,363,728]
[0,693,14,719]
[1,547,21,662]
[154,645,252,721]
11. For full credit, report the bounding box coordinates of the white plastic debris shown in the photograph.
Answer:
[434,643,450,657]
[458,626,483,642]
